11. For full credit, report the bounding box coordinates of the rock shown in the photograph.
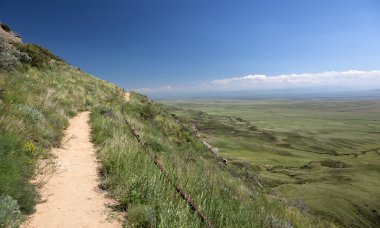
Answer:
[0,23,22,43]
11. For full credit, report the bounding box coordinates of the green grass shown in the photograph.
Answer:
[91,104,202,227]
[0,41,123,225]
[91,93,334,227]
[163,99,380,227]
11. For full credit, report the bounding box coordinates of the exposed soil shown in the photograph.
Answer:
[24,111,121,228]
[124,92,130,102]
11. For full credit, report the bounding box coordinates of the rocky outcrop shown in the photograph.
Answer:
[0,23,22,43]
[202,140,219,155]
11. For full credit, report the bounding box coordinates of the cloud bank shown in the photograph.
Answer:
[132,70,380,97]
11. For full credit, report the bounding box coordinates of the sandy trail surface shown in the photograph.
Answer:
[25,111,121,228]
[124,92,131,102]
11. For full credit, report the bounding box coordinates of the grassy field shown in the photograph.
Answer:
[163,99,380,227]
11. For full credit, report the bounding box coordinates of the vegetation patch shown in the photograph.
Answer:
[320,160,349,168]
[0,195,23,228]
[14,43,64,67]
[0,54,123,224]
[0,37,30,70]
[0,24,11,33]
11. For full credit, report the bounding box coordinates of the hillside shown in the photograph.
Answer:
[1,24,335,227]
[0,23,125,226]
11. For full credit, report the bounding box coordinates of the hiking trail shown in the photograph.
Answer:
[124,92,130,102]
[24,111,121,228]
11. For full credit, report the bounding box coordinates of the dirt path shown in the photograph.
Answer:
[25,111,121,228]
[124,92,131,102]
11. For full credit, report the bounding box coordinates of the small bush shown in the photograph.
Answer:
[15,43,63,67]
[0,37,30,70]
[320,159,348,168]
[24,141,38,157]
[0,133,37,214]
[0,88,4,101]
[128,205,157,228]
[16,104,45,123]
[0,195,23,227]
[99,106,116,120]
[144,138,164,152]
[0,23,11,32]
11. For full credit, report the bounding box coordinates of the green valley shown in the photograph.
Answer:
[163,99,380,227]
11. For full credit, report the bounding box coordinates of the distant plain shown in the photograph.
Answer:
[163,99,380,227]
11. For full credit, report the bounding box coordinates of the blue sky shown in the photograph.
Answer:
[1,0,380,95]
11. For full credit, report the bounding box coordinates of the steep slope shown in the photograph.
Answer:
[1,24,336,227]
[90,92,337,227]
[0,23,124,227]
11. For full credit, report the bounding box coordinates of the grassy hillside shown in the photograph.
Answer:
[1,25,335,227]
[163,99,380,227]
[0,27,124,226]
[91,93,336,227]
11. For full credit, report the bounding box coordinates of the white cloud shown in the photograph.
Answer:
[132,70,380,95]
[211,70,380,89]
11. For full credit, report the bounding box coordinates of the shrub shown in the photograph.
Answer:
[0,195,23,227]
[17,104,45,123]
[0,23,11,32]
[0,88,4,101]
[128,205,157,228]
[14,43,63,67]
[0,38,19,70]
[0,133,37,214]
[0,37,30,70]
[24,141,38,157]
[99,106,116,120]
